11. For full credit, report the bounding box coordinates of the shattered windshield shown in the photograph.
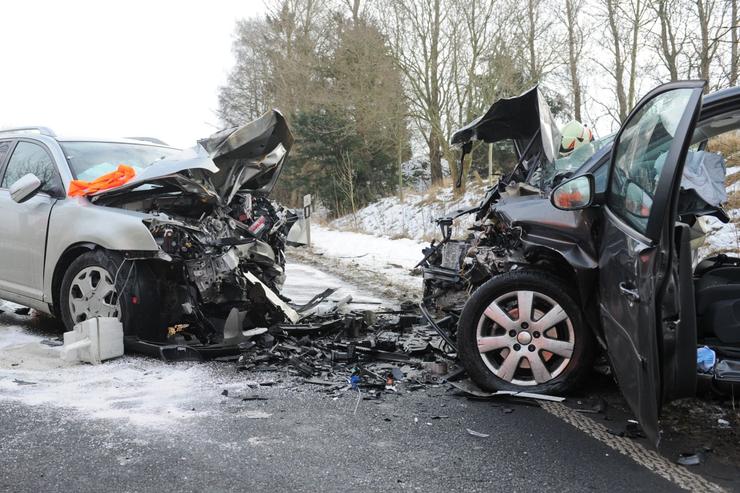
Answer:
[528,134,615,190]
[62,141,181,181]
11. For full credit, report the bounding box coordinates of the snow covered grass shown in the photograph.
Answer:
[701,164,740,257]
[328,182,486,242]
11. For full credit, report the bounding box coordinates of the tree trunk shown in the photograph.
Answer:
[696,0,712,91]
[606,0,628,121]
[731,0,738,86]
[656,0,680,81]
[428,0,444,185]
[565,0,582,121]
[429,132,443,184]
[350,0,361,23]
[627,0,641,109]
[527,0,539,82]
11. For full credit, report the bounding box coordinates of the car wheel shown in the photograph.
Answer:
[59,249,158,338]
[457,270,594,394]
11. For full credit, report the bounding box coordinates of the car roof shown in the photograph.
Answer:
[54,136,177,148]
[702,86,740,106]
[0,129,175,149]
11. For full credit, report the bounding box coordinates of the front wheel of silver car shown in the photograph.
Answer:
[67,265,121,324]
[457,270,594,395]
[59,249,159,339]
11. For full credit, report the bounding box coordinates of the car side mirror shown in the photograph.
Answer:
[10,173,42,203]
[550,174,595,211]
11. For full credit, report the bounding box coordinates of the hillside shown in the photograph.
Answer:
[328,182,486,242]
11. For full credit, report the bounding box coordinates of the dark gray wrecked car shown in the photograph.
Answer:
[0,110,311,358]
[420,82,740,443]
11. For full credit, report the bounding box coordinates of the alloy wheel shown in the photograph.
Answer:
[68,266,121,324]
[476,290,575,386]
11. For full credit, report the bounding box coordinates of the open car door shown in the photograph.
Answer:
[598,81,705,446]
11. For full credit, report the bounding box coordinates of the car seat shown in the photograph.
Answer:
[695,262,740,344]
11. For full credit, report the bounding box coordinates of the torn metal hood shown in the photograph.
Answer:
[92,110,293,204]
[450,86,561,163]
[199,110,294,200]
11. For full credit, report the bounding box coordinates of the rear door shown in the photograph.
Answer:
[598,81,705,445]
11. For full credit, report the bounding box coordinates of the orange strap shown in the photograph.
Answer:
[68,164,136,197]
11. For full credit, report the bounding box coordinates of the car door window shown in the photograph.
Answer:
[607,88,695,234]
[0,141,10,166]
[1,141,62,195]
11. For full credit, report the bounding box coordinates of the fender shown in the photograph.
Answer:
[495,194,603,340]
[43,198,158,303]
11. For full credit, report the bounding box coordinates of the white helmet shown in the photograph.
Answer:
[559,120,593,157]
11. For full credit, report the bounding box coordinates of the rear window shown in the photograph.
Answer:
[61,142,181,181]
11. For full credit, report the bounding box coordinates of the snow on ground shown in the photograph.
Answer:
[328,183,485,242]
[701,166,740,257]
[700,214,740,257]
[310,225,425,293]
[0,263,380,429]
[283,263,387,308]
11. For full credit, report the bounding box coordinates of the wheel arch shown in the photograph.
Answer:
[50,242,98,317]
[523,245,601,339]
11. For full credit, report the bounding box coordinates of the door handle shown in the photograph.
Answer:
[619,282,641,302]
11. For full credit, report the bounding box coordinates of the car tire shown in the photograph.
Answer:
[59,249,159,338]
[457,269,594,395]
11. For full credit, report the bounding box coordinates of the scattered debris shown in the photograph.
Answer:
[61,317,124,364]
[40,338,64,347]
[608,420,646,439]
[466,428,490,438]
[228,303,457,400]
[677,452,704,466]
[697,346,716,374]
[449,379,565,402]
[12,379,37,386]
[575,399,607,414]
[242,411,271,419]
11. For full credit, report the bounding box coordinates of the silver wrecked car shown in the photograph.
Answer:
[0,111,306,357]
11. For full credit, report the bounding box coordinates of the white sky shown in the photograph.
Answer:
[0,1,265,148]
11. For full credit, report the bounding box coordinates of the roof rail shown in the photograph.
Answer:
[0,126,56,137]
[126,136,169,146]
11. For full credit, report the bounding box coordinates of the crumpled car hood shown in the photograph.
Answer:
[92,110,293,204]
[450,86,560,163]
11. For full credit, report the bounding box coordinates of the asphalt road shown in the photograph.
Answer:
[0,263,734,492]
[0,379,682,493]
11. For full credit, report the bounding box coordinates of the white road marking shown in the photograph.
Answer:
[540,402,726,493]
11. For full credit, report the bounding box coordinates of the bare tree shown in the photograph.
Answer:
[688,0,728,90]
[648,0,689,81]
[598,0,652,122]
[382,0,454,185]
[446,0,504,193]
[559,0,586,120]
[218,19,272,125]
[516,0,559,85]
[728,0,738,86]
[337,151,358,224]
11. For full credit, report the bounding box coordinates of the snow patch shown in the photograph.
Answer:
[329,184,484,242]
